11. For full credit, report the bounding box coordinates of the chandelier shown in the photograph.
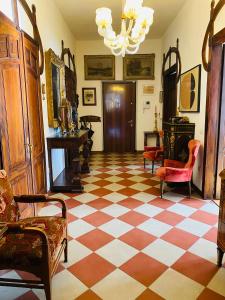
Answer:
[95,0,154,57]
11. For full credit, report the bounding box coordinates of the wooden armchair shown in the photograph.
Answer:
[0,170,68,300]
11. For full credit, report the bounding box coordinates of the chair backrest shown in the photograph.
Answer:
[184,140,201,169]
[0,170,19,222]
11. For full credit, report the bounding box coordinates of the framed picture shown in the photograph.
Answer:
[123,54,155,80]
[82,88,96,106]
[84,55,115,80]
[179,64,201,113]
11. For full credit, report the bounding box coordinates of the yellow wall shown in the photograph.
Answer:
[76,39,163,151]
[163,0,225,191]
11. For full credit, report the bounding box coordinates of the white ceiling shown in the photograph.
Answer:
[54,0,186,40]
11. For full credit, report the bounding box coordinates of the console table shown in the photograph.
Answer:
[47,130,90,193]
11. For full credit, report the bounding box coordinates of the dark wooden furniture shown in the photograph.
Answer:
[0,225,8,239]
[217,169,225,267]
[47,130,90,192]
[163,121,195,162]
[144,131,160,147]
[80,116,101,151]
[202,0,225,199]
[162,39,182,123]
[103,82,136,153]
[0,172,67,300]
[0,6,46,218]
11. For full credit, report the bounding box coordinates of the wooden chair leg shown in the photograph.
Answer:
[160,181,164,198]
[217,247,224,267]
[44,274,52,300]
[152,160,154,174]
[144,158,146,168]
[188,181,192,198]
[64,239,68,263]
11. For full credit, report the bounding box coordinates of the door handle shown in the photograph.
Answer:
[128,120,133,124]
[25,143,33,153]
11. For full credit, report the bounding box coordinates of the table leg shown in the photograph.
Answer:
[81,141,90,173]
[71,149,83,192]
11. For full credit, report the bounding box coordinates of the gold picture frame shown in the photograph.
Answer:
[84,55,115,80]
[123,54,155,80]
[45,48,65,128]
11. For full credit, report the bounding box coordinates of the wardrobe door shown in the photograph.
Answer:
[22,33,46,194]
[0,13,33,195]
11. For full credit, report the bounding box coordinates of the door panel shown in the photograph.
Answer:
[163,65,177,123]
[103,82,136,153]
[216,46,225,199]
[0,15,33,195]
[22,33,46,193]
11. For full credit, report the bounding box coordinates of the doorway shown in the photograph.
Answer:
[163,64,178,122]
[103,81,136,153]
[215,45,225,199]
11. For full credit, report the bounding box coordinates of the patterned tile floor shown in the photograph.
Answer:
[1,153,224,300]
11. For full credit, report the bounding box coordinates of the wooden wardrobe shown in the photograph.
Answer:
[0,11,46,215]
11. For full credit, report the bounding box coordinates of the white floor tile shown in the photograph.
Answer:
[73,193,98,203]
[134,204,163,217]
[99,219,133,238]
[38,204,62,216]
[68,219,94,238]
[103,192,127,202]
[189,238,217,264]
[208,268,225,297]
[69,204,96,218]
[176,218,211,237]
[101,204,129,217]
[167,203,197,217]
[92,269,145,300]
[132,192,156,202]
[138,219,172,237]
[150,269,204,300]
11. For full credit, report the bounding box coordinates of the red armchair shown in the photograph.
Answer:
[143,131,164,173]
[156,139,201,198]
[0,170,68,300]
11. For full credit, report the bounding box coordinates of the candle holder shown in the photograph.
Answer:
[154,112,160,132]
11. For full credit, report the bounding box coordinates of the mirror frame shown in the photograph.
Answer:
[45,48,65,128]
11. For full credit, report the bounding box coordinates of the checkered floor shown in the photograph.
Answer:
[1,153,224,300]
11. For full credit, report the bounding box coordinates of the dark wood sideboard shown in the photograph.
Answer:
[163,122,195,162]
[47,130,90,193]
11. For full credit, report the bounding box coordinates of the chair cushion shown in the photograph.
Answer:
[143,151,156,160]
[0,170,19,222]
[0,216,66,268]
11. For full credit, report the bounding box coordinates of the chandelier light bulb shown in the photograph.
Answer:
[95,1,154,57]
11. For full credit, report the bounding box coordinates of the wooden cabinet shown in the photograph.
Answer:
[163,122,195,162]
[0,13,46,217]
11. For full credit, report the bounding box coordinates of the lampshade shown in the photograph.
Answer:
[136,7,154,26]
[124,0,143,19]
[96,8,112,27]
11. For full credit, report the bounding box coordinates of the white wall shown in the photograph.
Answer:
[162,0,225,191]
[16,0,77,183]
[76,39,163,151]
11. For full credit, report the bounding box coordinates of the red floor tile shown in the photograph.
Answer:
[118,198,143,209]
[117,179,135,187]
[117,173,133,179]
[162,228,199,250]
[67,212,78,223]
[118,211,149,226]
[77,229,114,251]
[68,253,115,287]
[119,188,140,196]
[203,227,218,243]
[136,289,164,300]
[144,187,161,196]
[120,253,167,286]
[91,188,112,197]
[119,228,156,250]
[180,198,206,209]
[95,173,112,179]
[172,252,219,285]
[83,211,113,227]
[87,198,112,209]
[94,179,111,187]
[75,290,102,300]
[190,210,218,225]
[15,291,39,300]
[197,288,225,300]
[150,197,174,209]
[64,198,81,209]
[154,211,185,226]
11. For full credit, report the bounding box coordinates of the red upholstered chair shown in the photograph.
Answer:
[0,170,67,300]
[156,139,201,198]
[143,131,164,173]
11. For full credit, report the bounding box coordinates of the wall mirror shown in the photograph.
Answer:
[45,48,65,128]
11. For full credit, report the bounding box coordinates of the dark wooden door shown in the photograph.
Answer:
[103,82,136,152]
[0,13,33,195]
[22,33,46,194]
[216,46,225,199]
[163,65,177,122]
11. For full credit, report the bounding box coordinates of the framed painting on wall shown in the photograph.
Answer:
[84,55,115,80]
[123,54,155,80]
[179,64,201,113]
[82,88,96,106]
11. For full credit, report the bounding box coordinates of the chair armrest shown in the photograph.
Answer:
[144,146,161,152]
[164,159,186,168]
[165,167,191,182]
[14,195,67,219]
[155,150,164,158]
